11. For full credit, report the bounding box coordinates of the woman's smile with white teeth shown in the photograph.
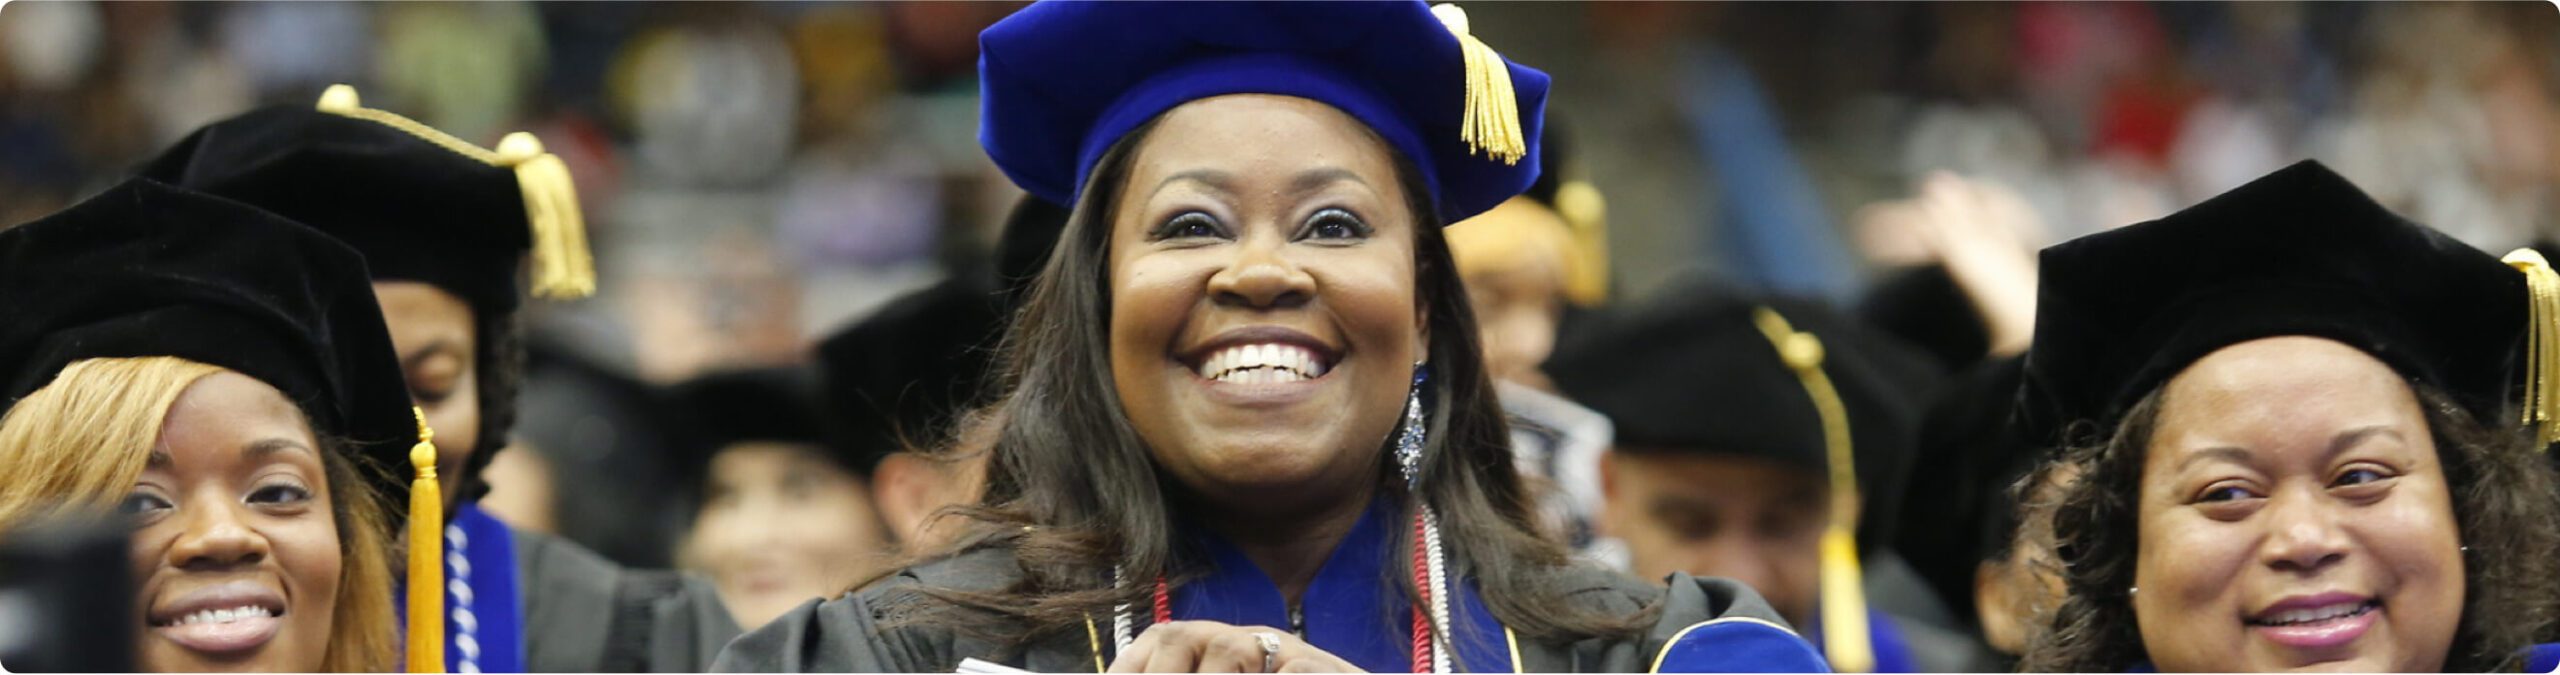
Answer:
[1196,343,1330,383]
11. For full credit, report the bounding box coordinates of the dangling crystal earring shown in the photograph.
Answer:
[1391,361,1453,671]
[1395,362,1429,487]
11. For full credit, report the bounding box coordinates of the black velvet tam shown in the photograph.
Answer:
[2018,160,2527,449]
[136,104,530,319]
[668,366,830,474]
[0,178,417,504]
[1547,279,1937,548]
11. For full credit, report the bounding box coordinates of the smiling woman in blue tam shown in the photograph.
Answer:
[714,2,1824,673]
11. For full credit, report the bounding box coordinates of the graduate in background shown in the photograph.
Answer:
[715,1,1826,671]
[0,180,424,672]
[667,367,898,632]
[1889,356,2062,671]
[2019,161,2560,672]
[138,87,737,672]
[1443,122,1619,558]
[1548,282,1989,673]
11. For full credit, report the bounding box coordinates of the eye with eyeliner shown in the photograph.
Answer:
[1150,211,1227,242]
[247,475,315,508]
[1297,207,1372,242]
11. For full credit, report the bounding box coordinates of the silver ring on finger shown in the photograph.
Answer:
[1253,632,1283,673]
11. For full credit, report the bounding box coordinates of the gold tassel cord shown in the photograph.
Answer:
[1751,308,1875,673]
[1430,4,1526,165]
[315,85,596,299]
[497,133,597,299]
[406,408,444,674]
[2504,249,2560,448]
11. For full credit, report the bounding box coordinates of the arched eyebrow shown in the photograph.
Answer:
[2174,425,2404,472]
[143,438,313,469]
[243,438,317,462]
[1151,169,1236,199]
[1288,167,1369,196]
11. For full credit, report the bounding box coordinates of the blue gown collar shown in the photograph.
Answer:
[1170,499,1512,673]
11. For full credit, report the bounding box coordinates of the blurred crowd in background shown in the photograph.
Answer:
[2,0,2556,572]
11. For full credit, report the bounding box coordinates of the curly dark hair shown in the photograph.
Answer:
[452,305,524,505]
[2023,382,2560,672]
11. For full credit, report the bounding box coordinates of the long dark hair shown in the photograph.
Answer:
[2024,383,2560,672]
[877,116,1653,655]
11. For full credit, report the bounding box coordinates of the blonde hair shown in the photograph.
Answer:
[0,357,397,672]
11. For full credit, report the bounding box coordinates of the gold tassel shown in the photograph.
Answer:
[1554,180,1610,306]
[496,133,597,299]
[315,84,596,299]
[1751,308,1874,673]
[2504,249,2560,447]
[405,407,444,674]
[1430,4,1526,165]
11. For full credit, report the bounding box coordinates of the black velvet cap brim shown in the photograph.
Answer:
[668,365,830,479]
[1547,278,1940,549]
[1890,356,2036,621]
[137,105,530,320]
[0,178,417,510]
[812,275,1011,477]
[2019,160,2526,449]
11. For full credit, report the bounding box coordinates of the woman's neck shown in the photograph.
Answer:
[1197,481,1379,605]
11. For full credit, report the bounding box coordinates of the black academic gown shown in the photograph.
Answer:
[715,504,1826,673]
[514,525,743,671]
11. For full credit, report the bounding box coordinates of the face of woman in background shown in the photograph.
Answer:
[374,281,480,514]
[127,371,342,672]
[683,443,889,631]
[1449,198,1569,390]
[2132,337,2463,672]
[1105,94,1426,521]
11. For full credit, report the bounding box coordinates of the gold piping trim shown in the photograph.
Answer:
[1504,626,1524,673]
[1083,613,1105,673]
[1647,616,1803,674]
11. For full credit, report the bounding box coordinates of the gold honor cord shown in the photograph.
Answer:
[1430,4,1526,165]
[315,85,596,300]
[1750,308,1874,673]
[2505,249,2560,448]
[406,408,443,673]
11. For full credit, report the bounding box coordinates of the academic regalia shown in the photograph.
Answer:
[2018,159,2539,451]
[668,365,850,493]
[804,193,1073,470]
[2021,161,2560,671]
[1858,264,1992,374]
[1548,280,1990,673]
[716,500,1824,673]
[724,1,1830,671]
[0,179,430,669]
[0,177,418,515]
[138,86,736,672]
[1884,357,2032,669]
[814,275,1008,468]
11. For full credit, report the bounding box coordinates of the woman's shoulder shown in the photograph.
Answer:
[712,548,1026,673]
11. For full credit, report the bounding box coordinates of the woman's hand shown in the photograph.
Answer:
[1106,621,1365,673]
